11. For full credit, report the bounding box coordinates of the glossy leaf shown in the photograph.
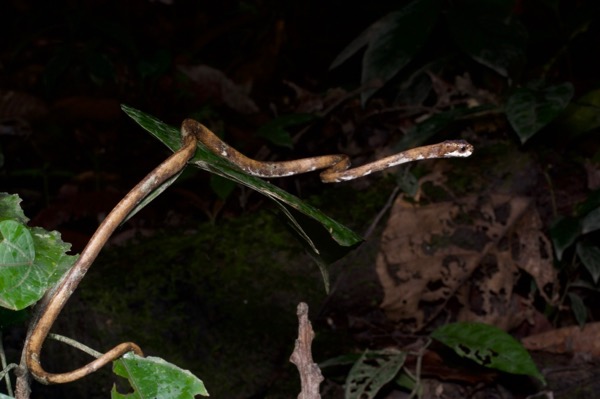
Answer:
[331,0,440,105]
[568,292,587,328]
[558,89,600,137]
[431,322,545,384]
[550,216,581,261]
[581,206,600,235]
[123,171,184,225]
[577,241,600,284]
[0,220,35,302]
[210,174,236,201]
[319,353,362,369]
[506,83,574,144]
[345,349,407,399]
[112,352,208,399]
[0,193,28,224]
[394,371,418,394]
[0,195,76,310]
[121,105,362,261]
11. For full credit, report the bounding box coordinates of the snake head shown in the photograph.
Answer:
[443,140,474,158]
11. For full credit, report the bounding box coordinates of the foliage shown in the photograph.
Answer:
[344,349,407,399]
[0,194,210,398]
[0,104,367,397]
[505,82,574,143]
[82,209,321,397]
[550,190,600,326]
[431,322,546,384]
[322,321,546,398]
[0,193,76,310]
[331,0,441,105]
[330,0,591,144]
[121,105,362,279]
[112,353,208,399]
[0,101,368,397]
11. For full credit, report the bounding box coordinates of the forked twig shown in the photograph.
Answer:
[290,302,323,399]
[20,129,198,386]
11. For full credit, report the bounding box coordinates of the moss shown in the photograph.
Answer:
[81,209,328,397]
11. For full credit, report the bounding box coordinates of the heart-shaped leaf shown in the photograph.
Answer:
[331,0,441,105]
[112,352,208,398]
[0,194,76,310]
[506,82,574,143]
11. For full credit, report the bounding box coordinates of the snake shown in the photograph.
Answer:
[182,119,474,183]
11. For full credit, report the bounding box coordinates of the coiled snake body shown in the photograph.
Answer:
[182,119,474,183]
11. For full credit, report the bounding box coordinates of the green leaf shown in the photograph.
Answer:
[331,0,441,105]
[577,241,600,284]
[550,216,582,261]
[257,113,315,149]
[123,171,185,225]
[394,371,418,393]
[506,83,574,144]
[557,89,600,137]
[0,195,76,310]
[446,8,527,78]
[581,206,600,235]
[319,353,362,369]
[121,105,362,253]
[568,292,587,328]
[0,220,35,308]
[431,322,546,384]
[210,175,236,201]
[112,352,208,398]
[0,193,29,224]
[345,349,407,399]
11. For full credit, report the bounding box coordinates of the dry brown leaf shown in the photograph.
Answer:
[376,193,556,332]
[522,322,600,357]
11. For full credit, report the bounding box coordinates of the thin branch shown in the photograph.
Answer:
[0,332,15,397]
[47,334,103,359]
[290,302,323,399]
[20,127,198,386]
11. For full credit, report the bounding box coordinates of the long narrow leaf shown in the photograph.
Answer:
[121,105,362,257]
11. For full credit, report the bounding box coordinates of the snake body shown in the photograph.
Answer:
[182,119,473,183]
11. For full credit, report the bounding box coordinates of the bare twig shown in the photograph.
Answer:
[290,302,323,399]
[18,127,198,388]
[47,334,103,359]
[0,332,15,397]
